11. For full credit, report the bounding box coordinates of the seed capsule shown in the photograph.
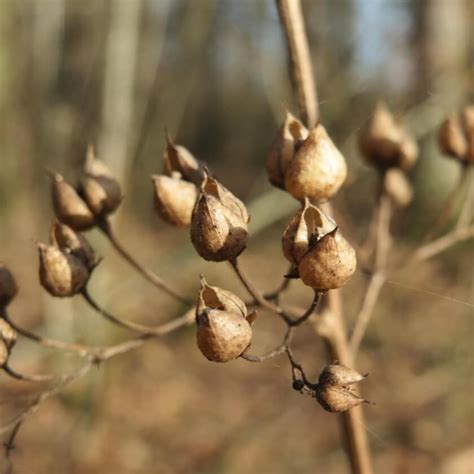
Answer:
[298,228,356,291]
[0,318,17,350]
[318,364,367,386]
[152,174,198,227]
[0,339,8,367]
[0,265,18,308]
[38,243,90,297]
[49,171,96,231]
[284,124,347,201]
[191,175,249,261]
[315,384,368,413]
[384,168,413,208]
[265,111,309,189]
[438,116,468,160]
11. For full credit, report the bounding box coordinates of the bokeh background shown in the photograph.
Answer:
[0,0,473,473]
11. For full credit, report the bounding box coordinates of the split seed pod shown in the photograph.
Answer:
[315,384,368,413]
[81,146,123,217]
[191,175,249,261]
[359,102,418,171]
[298,228,356,291]
[318,364,367,386]
[282,199,336,266]
[266,111,309,189]
[49,171,96,231]
[284,124,347,201]
[0,265,18,308]
[38,243,90,297]
[0,318,17,350]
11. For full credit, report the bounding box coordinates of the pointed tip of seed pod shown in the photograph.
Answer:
[164,128,173,146]
[86,144,95,163]
[199,274,208,287]
[44,168,62,182]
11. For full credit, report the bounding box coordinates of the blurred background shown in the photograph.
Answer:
[0,0,473,473]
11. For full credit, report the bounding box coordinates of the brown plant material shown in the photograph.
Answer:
[384,169,413,208]
[439,105,474,163]
[265,111,309,189]
[0,339,8,367]
[284,124,347,201]
[81,146,123,217]
[0,318,17,350]
[152,175,198,227]
[49,171,96,231]
[282,198,336,265]
[191,175,249,261]
[298,228,356,291]
[0,265,18,308]
[318,364,367,386]
[315,383,368,413]
[38,243,90,297]
[359,102,418,171]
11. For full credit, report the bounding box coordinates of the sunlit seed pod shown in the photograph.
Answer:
[298,228,356,291]
[265,111,309,189]
[196,309,252,363]
[49,171,96,231]
[284,124,347,201]
[152,174,198,227]
[0,318,17,350]
[460,105,474,136]
[318,364,367,387]
[282,198,336,266]
[190,175,249,262]
[315,383,368,413]
[384,168,413,208]
[438,116,468,161]
[38,243,90,297]
[398,133,419,171]
[0,265,18,308]
[0,339,8,367]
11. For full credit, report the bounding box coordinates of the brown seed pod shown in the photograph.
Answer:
[284,124,347,201]
[282,198,336,266]
[315,383,368,413]
[318,364,367,387]
[298,228,356,291]
[50,221,99,271]
[265,111,309,189]
[0,265,18,308]
[438,116,468,161]
[384,168,413,208]
[0,339,8,367]
[49,171,96,231]
[196,309,252,363]
[164,134,205,186]
[0,318,17,350]
[461,105,474,135]
[38,243,90,297]
[191,175,249,262]
[80,146,123,217]
[152,174,198,227]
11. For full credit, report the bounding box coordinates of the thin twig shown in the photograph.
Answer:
[2,364,57,383]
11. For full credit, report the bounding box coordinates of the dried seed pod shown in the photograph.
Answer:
[0,340,8,367]
[80,146,123,217]
[284,124,347,201]
[265,111,309,189]
[438,116,468,160]
[0,265,18,308]
[191,175,249,261]
[461,105,474,135]
[282,198,336,266]
[384,168,413,207]
[298,228,356,291]
[318,364,367,387]
[49,171,96,231]
[38,243,90,297]
[196,309,252,362]
[152,174,198,227]
[315,384,368,413]
[164,134,205,186]
[0,318,17,350]
[50,221,99,271]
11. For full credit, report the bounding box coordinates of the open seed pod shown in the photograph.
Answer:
[284,124,347,201]
[0,265,18,308]
[315,384,368,413]
[282,199,336,266]
[359,102,418,171]
[298,228,356,291]
[265,111,309,189]
[318,364,367,387]
[152,174,199,227]
[191,175,249,261]
[38,242,90,297]
[0,339,8,367]
[80,146,123,218]
[49,171,96,231]
[50,221,99,271]
[0,318,17,350]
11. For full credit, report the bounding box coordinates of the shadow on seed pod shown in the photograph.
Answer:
[48,171,96,231]
[282,198,336,266]
[191,174,249,262]
[284,124,347,202]
[0,265,18,308]
[80,146,123,218]
[384,169,413,208]
[265,111,309,189]
[318,364,367,386]
[298,228,356,291]
[0,339,8,367]
[0,318,17,350]
[315,384,369,413]
[38,242,90,297]
[152,174,198,227]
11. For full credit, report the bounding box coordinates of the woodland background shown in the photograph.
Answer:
[0,1,473,473]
